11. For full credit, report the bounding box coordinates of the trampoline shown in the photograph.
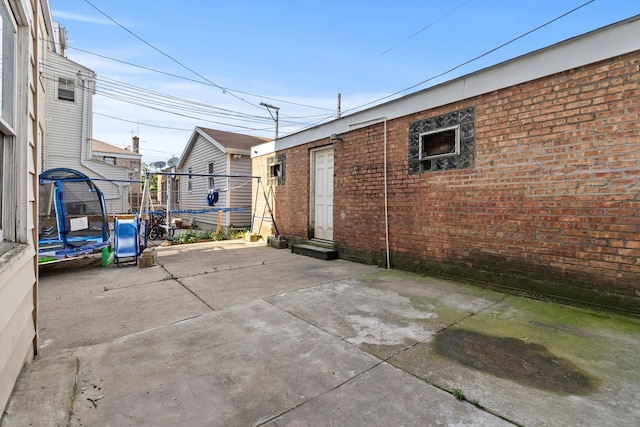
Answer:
[38,168,111,263]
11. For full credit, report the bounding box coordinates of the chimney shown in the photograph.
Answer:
[132,136,140,153]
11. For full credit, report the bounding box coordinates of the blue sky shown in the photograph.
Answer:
[48,0,639,165]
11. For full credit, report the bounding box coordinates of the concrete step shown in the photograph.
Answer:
[291,243,338,260]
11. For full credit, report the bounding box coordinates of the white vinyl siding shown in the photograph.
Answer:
[44,52,130,214]
[227,156,252,228]
[1,0,41,415]
[179,134,226,227]
[178,135,252,229]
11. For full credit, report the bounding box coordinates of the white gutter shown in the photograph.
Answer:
[78,72,125,204]
[349,116,390,270]
[276,14,640,152]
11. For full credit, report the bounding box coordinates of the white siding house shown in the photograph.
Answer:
[91,139,143,212]
[177,127,269,230]
[43,45,132,214]
[1,0,52,414]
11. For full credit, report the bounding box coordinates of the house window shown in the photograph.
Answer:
[267,154,286,186]
[187,167,193,192]
[419,125,460,160]
[0,134,4,242]
[408,107,475,173]
[0,5,17,242]
[269,163,282,178]
[104,156,116,165]
[57,76,75,102]
[208,162,215,190]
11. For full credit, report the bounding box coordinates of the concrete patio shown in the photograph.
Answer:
[2,240,639,426]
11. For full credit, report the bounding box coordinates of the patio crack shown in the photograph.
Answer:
[260,293,517,426]
[255,359,387,426]
[64,357,80,427]
[159,264,215,311]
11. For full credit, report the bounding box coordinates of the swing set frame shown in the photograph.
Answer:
[139,171,279,246]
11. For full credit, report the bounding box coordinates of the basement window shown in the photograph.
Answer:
[419,125,460,160]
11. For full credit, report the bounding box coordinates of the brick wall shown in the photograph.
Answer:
[276,52,640,305]
[272,140,333,239]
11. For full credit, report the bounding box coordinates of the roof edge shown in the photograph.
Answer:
[275,14,640,151]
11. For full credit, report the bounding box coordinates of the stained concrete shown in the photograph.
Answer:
[389,296,640,426]
[2,240,640,426]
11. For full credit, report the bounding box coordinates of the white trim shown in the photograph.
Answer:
[0,117,15,135]
[91,150,140,160]
[251,140,275,158]
[309,145,334,241]
[275,15,640,151]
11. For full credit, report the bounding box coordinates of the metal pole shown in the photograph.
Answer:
[143,171,150,247]
[260,102,280,140]
[167,168,173,235]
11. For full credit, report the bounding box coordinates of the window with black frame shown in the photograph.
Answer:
[408,107,475,173]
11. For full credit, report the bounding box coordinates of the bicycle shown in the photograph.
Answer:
[148,214,167,240]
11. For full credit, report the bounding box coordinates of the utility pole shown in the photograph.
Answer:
[260,102,280,140]
[337,93,341,118]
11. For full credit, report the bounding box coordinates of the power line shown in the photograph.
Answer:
[82,0,336,118]
[93,113,193,132]
[41,69,269,128]
[378,0,472,56]
[82,0,259,108]
[42,65,322,131]
[54,42,336,113]
[344,0,596,115]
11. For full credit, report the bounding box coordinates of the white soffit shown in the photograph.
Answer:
[276,15,640,151]
[251,140,276,158]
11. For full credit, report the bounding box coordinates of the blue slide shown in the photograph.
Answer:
[114,216,140,266]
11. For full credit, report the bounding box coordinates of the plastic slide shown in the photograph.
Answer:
[114,216,140,266]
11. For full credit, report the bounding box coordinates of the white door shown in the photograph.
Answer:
[313,147,334,241]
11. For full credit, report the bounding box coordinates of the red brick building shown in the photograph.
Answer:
[252,16,640,315]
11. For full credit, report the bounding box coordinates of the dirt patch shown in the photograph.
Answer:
[434,329,596,395]
[39,254,104,276]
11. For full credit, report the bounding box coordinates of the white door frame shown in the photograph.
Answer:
[309,145,334,241]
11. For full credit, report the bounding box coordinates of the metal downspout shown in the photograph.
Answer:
[383,118,390,269]
[78,73,124,202]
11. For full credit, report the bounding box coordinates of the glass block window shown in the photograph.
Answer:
[408,107,475,173]
[267,154,286,186]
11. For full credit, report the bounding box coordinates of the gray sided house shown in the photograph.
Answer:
[1,0,52,414]
[252,16,640,315]
[44,46,132,214]
[177,127,269,230]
